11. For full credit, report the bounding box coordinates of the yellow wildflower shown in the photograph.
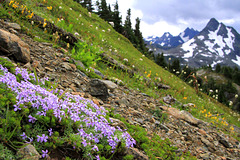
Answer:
[43,22,47,28]
[47,6,52,11]
[9,0,14,6]
[183,97,187,100]
[12,3,18,8]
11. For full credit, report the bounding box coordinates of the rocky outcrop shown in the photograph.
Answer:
[0,29,30,63]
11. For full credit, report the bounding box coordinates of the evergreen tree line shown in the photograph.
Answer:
[75,0,153,58]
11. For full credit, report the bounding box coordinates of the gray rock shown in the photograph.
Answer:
[93,68,104,78]
[219,138,231,148]
[5,22,21,30]
[74,60,85,70]
[157,83,171,90]
[61,62,72,71]
[99,80,118,91]
[88,79,109,100]
[163,95,176,104]
[17,144,41,160]
[0,29,30,63]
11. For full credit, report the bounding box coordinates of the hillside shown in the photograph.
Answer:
[0,0,240,159]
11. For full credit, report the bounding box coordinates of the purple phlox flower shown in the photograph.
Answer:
[13,105,21,111]
[28,115,37,123]
[82,139,88,147]
[20,132,27,140]
[92,145,99,151]
[96,155,100,160]
[37,134,48,143]
[42,150,49,158]
[48,128,53,136]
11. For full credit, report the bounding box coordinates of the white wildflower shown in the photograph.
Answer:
[139,58,143,61]
[168,58,171,61]
[229,101,233,106]
[88,12,91,17]
[59,6,62,9]
[74,32,79,36]
[235,94,238,98]
[79,14,82,17]
[70,8,72,10]
[102,30,105,32]
[142,55,145,57]
[114,49,117,52]
[96,27,98,30]
[209,89,213,93]
[123,58,128,62]
[108,29,111,32]
[215,89,218,93]
[90,25,93,27]
[109,49,112,52]
[31,21,34,25]
[132,65,135,68]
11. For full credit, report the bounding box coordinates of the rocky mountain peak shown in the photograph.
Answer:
[205,18,220,32]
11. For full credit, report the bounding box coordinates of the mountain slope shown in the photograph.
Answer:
[162,18,240,68]
[145,28,199,49]
[1,1,240,159]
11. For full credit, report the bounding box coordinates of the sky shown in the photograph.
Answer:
[104,0,240,38]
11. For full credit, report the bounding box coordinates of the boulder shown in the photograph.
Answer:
[0,29,30,63]
[87,79,109,100]
[160,106,202,126]
[99,80,118,91]
[16,144,41,160]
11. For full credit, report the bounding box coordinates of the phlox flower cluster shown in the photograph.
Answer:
[0,65,135,157]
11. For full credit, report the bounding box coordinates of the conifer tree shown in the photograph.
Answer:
[123,9,137,46]
[113,1,123,33]
[134,17,146,53]
[155,53,167,68]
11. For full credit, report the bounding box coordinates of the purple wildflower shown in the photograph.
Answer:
[20,132,27,140]
[92,145,99,151]
[48,128,53,136]
[13,105,21,111]
[96,155,100,160]
[28,115,37,123]
[37,134,48,143]
[42,150,49,158]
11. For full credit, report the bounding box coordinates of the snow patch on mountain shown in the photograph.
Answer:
[182,38,197,58]
[180,32,190,42]
[198,35,204,40]
[224,28,235,50]
[232,55,240,66]
[211,60,223,68]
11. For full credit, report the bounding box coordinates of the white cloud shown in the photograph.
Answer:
[141,21,182,37]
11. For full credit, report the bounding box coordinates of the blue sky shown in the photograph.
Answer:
[104,0,240,37]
